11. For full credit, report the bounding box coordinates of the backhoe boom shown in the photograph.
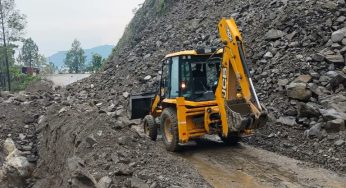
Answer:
[216,18,266,137]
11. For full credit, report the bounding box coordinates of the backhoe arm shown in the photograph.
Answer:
[216,18,267,137]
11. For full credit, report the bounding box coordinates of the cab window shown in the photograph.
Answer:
[170,56,179,98]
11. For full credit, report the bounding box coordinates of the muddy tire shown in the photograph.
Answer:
[220,132,240,146]
[143,115,157,141]
[160,108,180,152]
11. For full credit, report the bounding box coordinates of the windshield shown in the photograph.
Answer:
[180,56,221,101]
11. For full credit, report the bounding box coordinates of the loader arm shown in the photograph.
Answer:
[216,18,266,137]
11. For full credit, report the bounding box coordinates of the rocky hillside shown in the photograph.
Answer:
[76,0,346,172]
[1,0,346,187]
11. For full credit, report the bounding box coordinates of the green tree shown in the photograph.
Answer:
[0,0,26,43]
[19,38,39,68]
[91,53,103,72]
[0,0,26,90]
[64,39,85,73]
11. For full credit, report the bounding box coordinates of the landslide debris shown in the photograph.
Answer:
[73,0,346,173]
[3,0,346,187]
[0,80,55,187]
[33,101,209,188]
[1,80,210,187]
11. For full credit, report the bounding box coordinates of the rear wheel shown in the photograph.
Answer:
[160,108,180,152]
[220,132,241,146]
[143,115,157,141]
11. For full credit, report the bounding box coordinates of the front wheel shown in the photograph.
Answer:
[160,108,180,152]
[143,115,157,141]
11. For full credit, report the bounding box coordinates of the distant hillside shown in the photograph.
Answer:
[49,45,114,69]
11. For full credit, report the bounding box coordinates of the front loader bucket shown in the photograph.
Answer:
[129,93,156,120]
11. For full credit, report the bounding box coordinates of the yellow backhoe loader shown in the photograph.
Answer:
[130,18,267,151]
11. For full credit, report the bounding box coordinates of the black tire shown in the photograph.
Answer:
[220,132,241,146]
[143,115,158,141]
[160,108,180,152]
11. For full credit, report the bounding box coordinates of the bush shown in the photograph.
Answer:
[10,66,41,91]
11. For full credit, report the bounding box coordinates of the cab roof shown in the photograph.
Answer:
[164,48,223,58]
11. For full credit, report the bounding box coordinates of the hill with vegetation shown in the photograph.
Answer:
[49,44,114,69]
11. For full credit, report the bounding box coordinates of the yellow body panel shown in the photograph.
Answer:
[176,97,189,142]
[151,95,161,117]
[160,98,217,143]
[162,99,217,107]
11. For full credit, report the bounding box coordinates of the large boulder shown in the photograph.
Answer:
[324,119,346,133]
[276,116,297,126]
[293,75,312,83]
[320,93,346,113]
[4,138,16,155]
[325,54,345,65]
[335,139,345,146]
[123,92,130,98]
[130,177,149,188]
[304,123,322,139]
[1,139,31,187]
[67,156,98,187]
[4,156,30,177]
[311,53,325,62]
[286,82,312,101]
[297,102,320,117]
[329,71,346,89]
[331,28,346,42]
[97,176,112,188]
[265,29,286,40]
[319,108,346,121]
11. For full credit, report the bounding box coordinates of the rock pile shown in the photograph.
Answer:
[1,80,210,187]
[31,90,209,188]
[3,1,346,187]
[0,138,32,187]
[0,81,56,187]
[68,0,346,172]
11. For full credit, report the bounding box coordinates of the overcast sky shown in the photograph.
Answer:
[16,0,144,56]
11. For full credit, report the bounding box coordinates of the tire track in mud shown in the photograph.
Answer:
[176,140,346,188]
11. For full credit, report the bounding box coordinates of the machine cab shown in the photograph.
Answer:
[129,49,222,120]
[160,49,222,102]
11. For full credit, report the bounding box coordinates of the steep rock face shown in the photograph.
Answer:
[70,0,346,172]
[85,0,343,112]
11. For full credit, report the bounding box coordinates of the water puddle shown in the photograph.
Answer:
[183,154,262,188]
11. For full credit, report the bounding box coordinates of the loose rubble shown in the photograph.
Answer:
[1,0,346,187]
[0,80,52,187]
[0,79,209,187]
[80,0,345,173]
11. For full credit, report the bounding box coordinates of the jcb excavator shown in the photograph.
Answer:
[130,18,267,151]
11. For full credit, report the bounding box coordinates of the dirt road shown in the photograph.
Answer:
[176,139,346,188]
[45,74,90,86]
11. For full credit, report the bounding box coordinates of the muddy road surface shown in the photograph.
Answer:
[173,139,346,188]
[45,74,90,86]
